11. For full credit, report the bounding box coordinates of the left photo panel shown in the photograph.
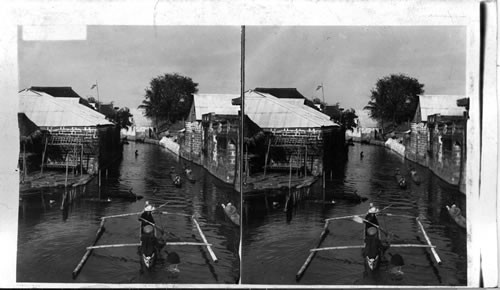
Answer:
[17,25,241,284]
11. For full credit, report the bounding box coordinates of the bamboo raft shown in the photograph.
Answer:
[72,205,217,279]
[295,211,442,281]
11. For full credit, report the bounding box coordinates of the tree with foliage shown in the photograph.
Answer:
[139,73,199,128]
[85,97,132,129]
[341,108,358,131]
[114,107,133,129]
[364,74,424,129]
[312,97,327,111]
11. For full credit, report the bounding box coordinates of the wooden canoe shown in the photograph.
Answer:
[221,203,240,226]
[410,170,421,185]
[446,204,466,228]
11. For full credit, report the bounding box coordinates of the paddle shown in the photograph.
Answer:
[351,215,400,239]
[379,204,393,212]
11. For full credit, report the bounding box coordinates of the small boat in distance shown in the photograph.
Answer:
[446,204,466,228]
[395,169,407,189]
[409,167,421,185]
[170,167,182,188]
[221,202,240,226]
[184,167,196,183]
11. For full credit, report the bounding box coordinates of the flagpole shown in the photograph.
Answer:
[95,80,100,112]
[321,82,325,105]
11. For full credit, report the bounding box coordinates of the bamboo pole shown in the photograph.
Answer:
[72,218,106,279]
[326,215,361,222]
[264,138,271,177]
[87,243,140,250]
[416,218,442,264]
[311,245,364,252]
[101,212,141,219]
[166,242,212,246]
[296,221,330,281]
[379,213,417,219]
[388,244,436,248]
[192,217,218,262]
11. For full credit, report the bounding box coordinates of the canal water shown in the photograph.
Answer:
[17,142,240,284]
[242,143,466,286]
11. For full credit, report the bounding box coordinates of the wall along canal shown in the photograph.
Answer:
[17,142,240,284]
[242,143,466,286]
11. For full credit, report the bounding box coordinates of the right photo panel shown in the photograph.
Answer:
[241,26,468,286]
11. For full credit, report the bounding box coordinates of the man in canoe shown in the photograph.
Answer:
[139,201,156,228]
[364,203,379,235]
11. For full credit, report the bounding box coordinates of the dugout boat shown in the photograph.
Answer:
[221,202,240,226]
[295,204,442,281]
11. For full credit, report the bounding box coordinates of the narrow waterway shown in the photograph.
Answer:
[17,142,240,284]
[242,143,466,286]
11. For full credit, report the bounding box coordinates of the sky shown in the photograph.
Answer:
[19,25,466,111]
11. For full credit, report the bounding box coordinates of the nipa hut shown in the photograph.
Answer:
[241,90,341,177]
[18,88,120,175]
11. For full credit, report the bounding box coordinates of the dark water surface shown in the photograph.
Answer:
[242,143,466,286]
[17,143,240,284]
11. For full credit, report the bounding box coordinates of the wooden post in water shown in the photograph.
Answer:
[322,170,325,201]
[80,143,83,176]
[40,136,48,174]
[263,138,271,177]
[303,147,307,177]
[65,153,69,187]
[98,169,101,200]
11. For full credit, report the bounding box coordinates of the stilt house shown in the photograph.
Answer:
[19,88,119,175]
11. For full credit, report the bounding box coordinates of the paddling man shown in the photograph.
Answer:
[140,202,156,228]
[365,203,379,233]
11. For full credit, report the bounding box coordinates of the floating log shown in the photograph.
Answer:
[192,217,218,262]
[416,218,442,265]
[296,221,330,281]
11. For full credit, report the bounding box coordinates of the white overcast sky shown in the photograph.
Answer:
[19,25,465,111]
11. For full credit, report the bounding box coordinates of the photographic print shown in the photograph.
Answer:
[16,25,241,284]
[241,26,469,286]
[1,0,495,288]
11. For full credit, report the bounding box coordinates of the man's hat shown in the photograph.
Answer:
[145,204,154,212]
